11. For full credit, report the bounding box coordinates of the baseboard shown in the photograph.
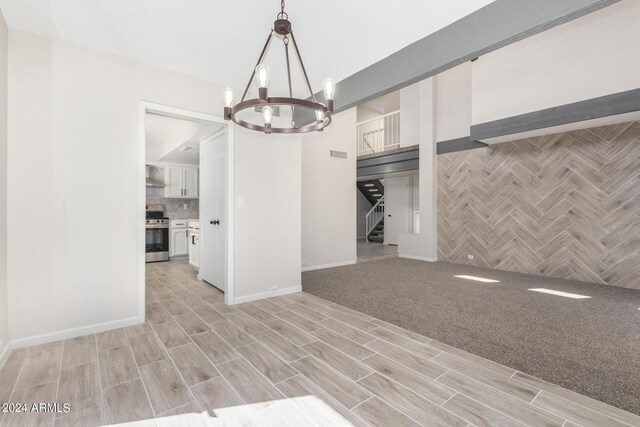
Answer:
[0,339,10,368]
[9,316,141,349]
[231,285,302,305]
[399,254,438,262]
[302,260,357,272]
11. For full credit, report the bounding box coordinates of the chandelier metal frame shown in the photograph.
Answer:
[223,0,334,134]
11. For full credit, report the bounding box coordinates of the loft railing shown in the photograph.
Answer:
[365,195,385,242]
[357,110,400,156]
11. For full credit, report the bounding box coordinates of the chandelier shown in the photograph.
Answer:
[223,0,335,134]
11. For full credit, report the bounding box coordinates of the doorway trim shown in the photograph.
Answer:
[138,101,235,322]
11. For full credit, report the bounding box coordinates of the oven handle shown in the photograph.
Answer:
[145,224,169,229]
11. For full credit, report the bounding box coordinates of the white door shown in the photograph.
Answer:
[183,167,199,198]
[200,133,226,291]
[165,166,183,198]
[385,177,411,245]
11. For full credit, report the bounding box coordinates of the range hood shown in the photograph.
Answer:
[146,165,164,188]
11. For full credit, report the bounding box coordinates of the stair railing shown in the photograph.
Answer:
[362,134,374,154]
[365,195,385,242]
[357,110,400,156]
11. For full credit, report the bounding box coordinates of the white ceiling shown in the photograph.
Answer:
[145,113,223,164]
[0,0,494,96]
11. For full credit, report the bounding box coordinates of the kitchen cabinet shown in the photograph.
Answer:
[164,166,199,198]
[188,220,200,270]
[169,219,189,257]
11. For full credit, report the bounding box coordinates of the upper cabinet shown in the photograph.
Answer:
[183,167,199,198]
[164,166,199,198]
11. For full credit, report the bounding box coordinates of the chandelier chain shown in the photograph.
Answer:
[278,0,288,20]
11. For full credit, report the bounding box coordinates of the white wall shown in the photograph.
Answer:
[301,108,357,271]
[436,62,471,141]
[0,10,8,358]
[7,30,298,345]
[410,174,420,232]
[398,79,438,261]
[6,31,224,344]
[472,0,640,125]
[356,106,383,123]
[233,128,301,300]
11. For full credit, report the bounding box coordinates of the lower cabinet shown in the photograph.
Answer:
[169,220,189,257]
[188,220,200,270]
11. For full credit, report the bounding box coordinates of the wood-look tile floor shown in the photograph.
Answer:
[1,260,639,426]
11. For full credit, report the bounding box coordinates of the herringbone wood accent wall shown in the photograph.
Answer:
[438,121,640,289]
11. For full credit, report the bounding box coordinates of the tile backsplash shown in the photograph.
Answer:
[146,165,199,219]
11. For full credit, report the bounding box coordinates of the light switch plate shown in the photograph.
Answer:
[238,197,245,208]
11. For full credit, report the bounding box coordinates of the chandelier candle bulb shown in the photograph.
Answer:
[263,106,273,126]
[224,87,234,107]
[256,64,270,88]
[323,78,335,111]
[224,87,234,119]
[256,64,270,101]
[315,110,325,131]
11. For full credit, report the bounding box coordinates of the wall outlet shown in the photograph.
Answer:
[183,203,188,209]
[269,286,278,295]
[467,254,474,260]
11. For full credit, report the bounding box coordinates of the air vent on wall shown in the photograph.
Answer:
[330,150,348,160]
[180,146,194,152]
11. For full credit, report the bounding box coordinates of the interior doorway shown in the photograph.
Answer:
[356,171,419,262]
[356,176,398,262]
[138,101,235,321]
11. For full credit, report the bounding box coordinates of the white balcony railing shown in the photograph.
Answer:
[357,110,400,156]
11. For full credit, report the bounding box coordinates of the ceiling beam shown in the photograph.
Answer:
[471,88,640,141]
[296,0,620,124]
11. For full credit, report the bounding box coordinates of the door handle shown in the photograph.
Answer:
[387,214,392,217]
[192,236,195,245]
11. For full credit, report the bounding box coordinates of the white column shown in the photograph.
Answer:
[398,78,438,261]
[399,84,419,148]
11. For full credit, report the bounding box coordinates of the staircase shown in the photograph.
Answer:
[357,179,385,243]
[357,179,384,204]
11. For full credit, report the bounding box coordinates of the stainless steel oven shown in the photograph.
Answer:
[146,205,169,263]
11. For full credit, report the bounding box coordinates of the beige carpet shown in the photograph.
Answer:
[302,258,640,415]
